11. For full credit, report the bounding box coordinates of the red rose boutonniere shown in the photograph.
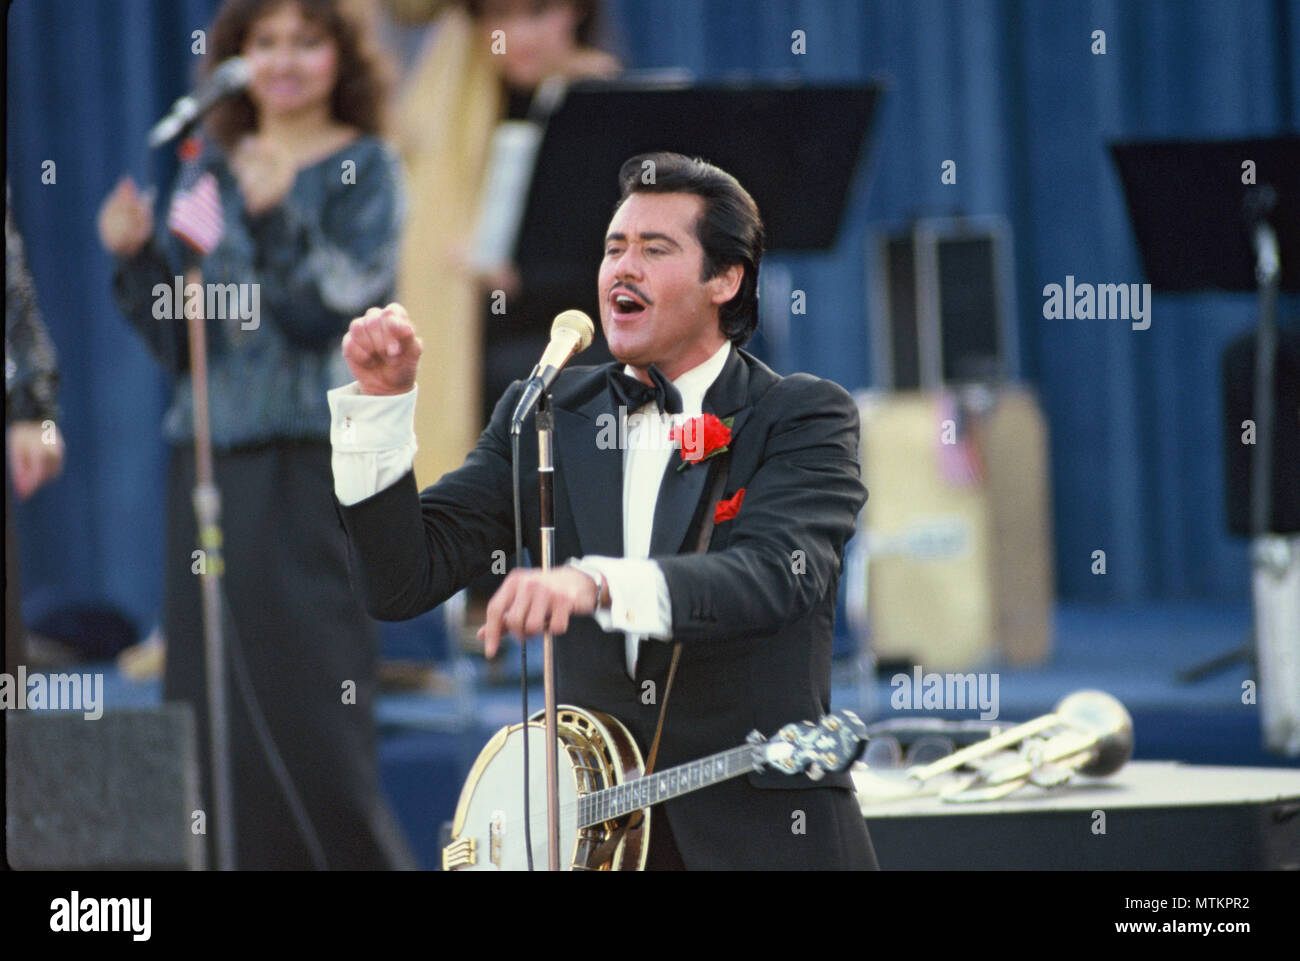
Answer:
[714,488,745,524]
[669,413,733,471]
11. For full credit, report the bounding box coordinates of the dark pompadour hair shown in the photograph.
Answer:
[615,152,764,347]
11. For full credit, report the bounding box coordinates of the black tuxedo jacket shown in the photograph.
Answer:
[336,346,876,869]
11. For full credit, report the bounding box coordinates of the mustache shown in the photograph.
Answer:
[609,283,653,305]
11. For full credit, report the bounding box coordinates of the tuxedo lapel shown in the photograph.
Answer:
[647,445,712,557]
[554,380,623,558]
[649,347,754,556]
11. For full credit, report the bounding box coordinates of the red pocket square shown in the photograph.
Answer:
[714,488,745,524]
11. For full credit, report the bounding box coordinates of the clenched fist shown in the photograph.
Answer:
[342,303,422,396]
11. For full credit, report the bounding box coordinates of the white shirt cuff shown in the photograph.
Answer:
[572,556,673,640]
[327,382,418,506]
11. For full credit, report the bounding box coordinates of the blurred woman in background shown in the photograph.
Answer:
[97,0,413,869]
[6,184,66,677]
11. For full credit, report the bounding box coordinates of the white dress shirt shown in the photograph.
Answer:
[327,340,733,677]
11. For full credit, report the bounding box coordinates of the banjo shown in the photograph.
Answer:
[442,705,868,871]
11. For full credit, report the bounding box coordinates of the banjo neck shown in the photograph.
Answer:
[576,743,759,829]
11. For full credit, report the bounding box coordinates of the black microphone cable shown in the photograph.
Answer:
[217,582,329,870]
[511,428,535,871]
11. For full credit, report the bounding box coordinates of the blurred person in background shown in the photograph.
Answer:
[388,0,618,483]
[389,0,619,651]
[96,0,413,869]
[6,184,67,676]
[6,189,66,506]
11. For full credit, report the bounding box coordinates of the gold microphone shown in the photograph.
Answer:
[510,310,596,433]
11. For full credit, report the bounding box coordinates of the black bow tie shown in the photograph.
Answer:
[607,365,683,415]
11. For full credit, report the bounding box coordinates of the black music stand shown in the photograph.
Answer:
[1109,135,1300,684]
[513,77,884,345]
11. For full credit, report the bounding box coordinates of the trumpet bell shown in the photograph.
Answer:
[1054,690,1133,778]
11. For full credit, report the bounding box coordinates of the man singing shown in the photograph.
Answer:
[328,152,878,870]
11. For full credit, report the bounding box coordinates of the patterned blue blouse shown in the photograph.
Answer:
[113,134,403,450]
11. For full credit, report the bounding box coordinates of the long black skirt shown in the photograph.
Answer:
[162,440,415,869]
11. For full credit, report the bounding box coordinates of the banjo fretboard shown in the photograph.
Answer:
[576,744,758,828]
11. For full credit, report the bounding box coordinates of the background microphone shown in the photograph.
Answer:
[510,310,596,433]
[148,57,252,148]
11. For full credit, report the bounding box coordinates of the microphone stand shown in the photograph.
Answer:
[162,123,235,870]
[509,315,593,869]
[1244,193,1300,754]
[535,390,561,871]
[1180,190,1282,683]
[184,251,236,871]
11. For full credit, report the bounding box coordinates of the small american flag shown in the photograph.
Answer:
[167,138,224,256]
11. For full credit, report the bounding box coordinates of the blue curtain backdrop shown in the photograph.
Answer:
[7,0,1299,639]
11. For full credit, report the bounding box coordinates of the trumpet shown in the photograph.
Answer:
[853,690,1134,804]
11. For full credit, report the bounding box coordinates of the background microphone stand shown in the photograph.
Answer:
[153,130,327,870]
[182,247,236,871]
[1110,136,1300,756]
[161,127,236,871]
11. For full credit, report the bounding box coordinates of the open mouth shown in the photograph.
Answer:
[610,290,648,318]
